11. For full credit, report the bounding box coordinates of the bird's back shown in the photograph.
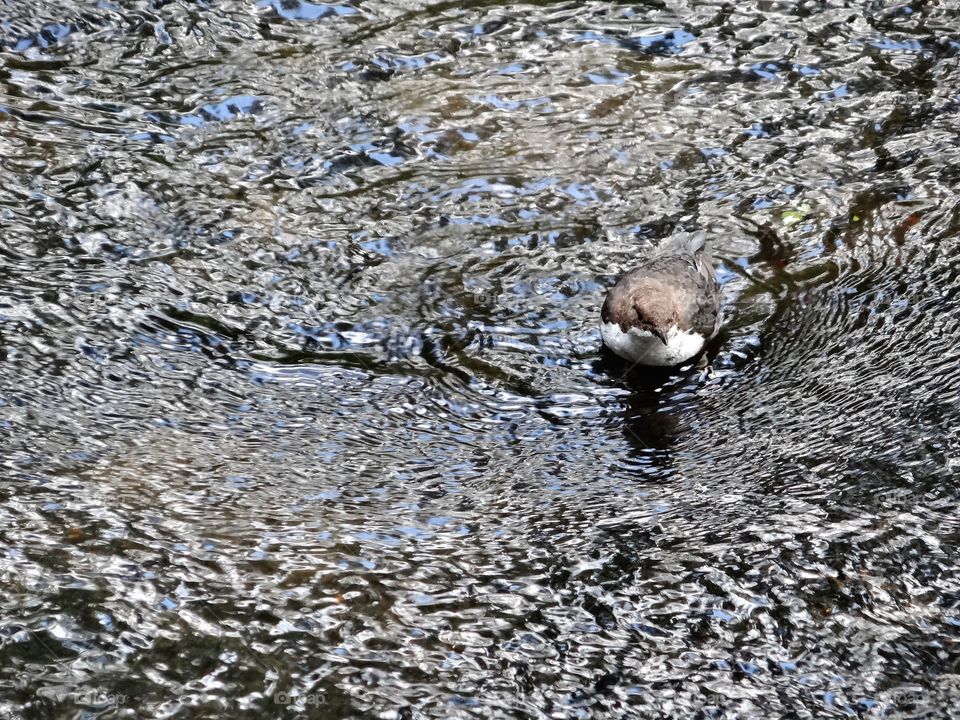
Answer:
[624,234,720,339]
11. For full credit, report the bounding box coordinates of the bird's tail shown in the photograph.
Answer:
[655,230,708,257]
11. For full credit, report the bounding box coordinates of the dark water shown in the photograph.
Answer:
[1,0,959,717]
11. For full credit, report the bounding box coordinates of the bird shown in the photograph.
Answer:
[600,232,721,366]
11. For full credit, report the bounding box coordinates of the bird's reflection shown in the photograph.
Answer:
[594,334,727,469]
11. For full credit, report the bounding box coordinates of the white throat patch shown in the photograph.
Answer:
[600,322,705,366]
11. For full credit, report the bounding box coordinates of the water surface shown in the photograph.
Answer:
[1,0,960,717]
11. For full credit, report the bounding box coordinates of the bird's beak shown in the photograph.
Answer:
[652,327,668,345]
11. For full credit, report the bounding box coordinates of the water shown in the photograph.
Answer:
[1,0,959,717]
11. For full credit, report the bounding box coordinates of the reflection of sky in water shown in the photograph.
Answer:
[256,0,358,22]
[144,95,263,127]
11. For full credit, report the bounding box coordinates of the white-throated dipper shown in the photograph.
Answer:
[600,232,721,366]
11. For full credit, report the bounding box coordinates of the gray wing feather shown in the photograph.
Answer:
[689,252,721,338]
[658,234,720,338]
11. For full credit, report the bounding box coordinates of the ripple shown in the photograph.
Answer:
[2,0,960,717]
